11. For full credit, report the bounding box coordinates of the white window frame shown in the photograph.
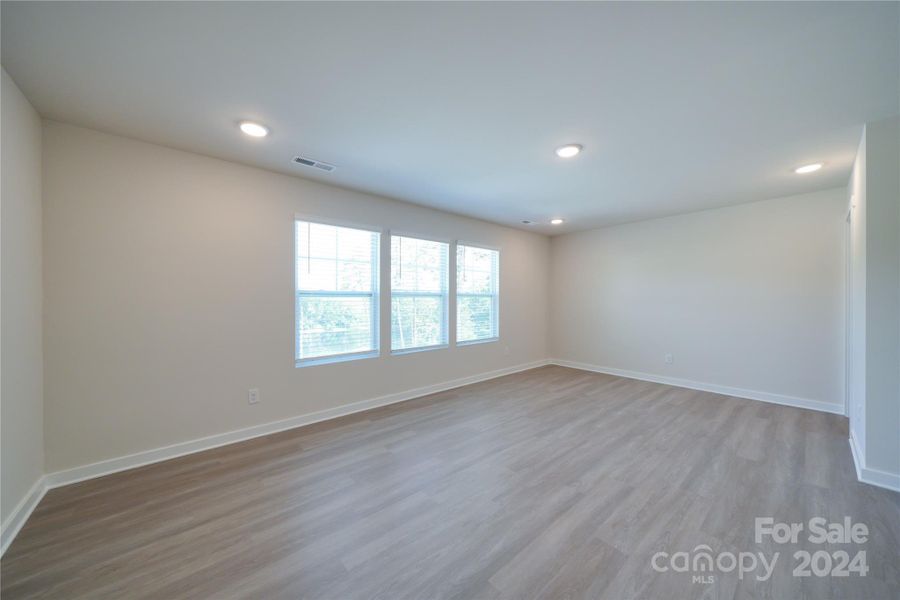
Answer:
[294,215,383,367]
[389,231,451,355]
[456,241,500,346]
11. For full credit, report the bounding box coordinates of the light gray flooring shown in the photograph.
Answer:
[2,366,898,599]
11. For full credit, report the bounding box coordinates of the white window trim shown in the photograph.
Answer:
[388,229,452,245]
[391,343,450,355]
[295,212,384,234]
[455,240,501,253]
[294,216,383,367]
[457,336,499,347]
[296,349,380,368]
[455,242,500,345]
[389,233,450,355]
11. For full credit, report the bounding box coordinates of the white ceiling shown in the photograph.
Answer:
[2,2,898,234]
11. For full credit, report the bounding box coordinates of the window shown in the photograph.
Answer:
[295,220,379,365]
[391,235,449,352]
[457,244,499,344]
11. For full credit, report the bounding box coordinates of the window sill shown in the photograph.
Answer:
[295,350,379,368]
[457,337,499,347]
[391,344,449,356]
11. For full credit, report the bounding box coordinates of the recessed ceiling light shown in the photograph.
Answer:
[794,163,822,174]
[555,144,582,158]
[550,218,564,225]
[239,121,269,138]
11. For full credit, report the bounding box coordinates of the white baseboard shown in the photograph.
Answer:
[549,358,846,415]
[849,430,900,493]
[1,477,48,556]
[44,359,552,490]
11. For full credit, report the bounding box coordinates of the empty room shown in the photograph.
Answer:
[1,2,899,599]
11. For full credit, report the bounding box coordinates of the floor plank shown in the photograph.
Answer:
[2,366,898,599]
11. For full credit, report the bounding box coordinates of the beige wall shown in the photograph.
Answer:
[550,188,847,409]
[42,121,550,472]
[29,117,883,480]
[1,69,44,526]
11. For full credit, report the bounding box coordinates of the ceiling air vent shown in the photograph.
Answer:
[292,156,336,172]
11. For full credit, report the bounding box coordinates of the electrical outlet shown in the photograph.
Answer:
[248,388,260,404]
[664,353,673,364]
[503,345,510,356]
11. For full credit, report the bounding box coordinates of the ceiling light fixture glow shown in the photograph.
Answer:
[555,144,582,158]
[794,163,822,174]
[239,121,269,137]
[550,218,564,225]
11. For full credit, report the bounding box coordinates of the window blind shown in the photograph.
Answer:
[295,220,379,362]
[391,235,449,352]
[457,244,499,343]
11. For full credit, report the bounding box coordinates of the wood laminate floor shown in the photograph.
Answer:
[2,366,898,599]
